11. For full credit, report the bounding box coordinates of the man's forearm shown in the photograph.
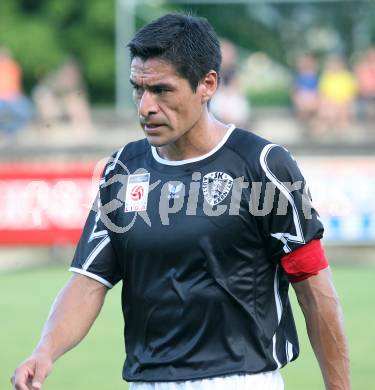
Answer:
[293,268,350,390]
[34,274,108,362]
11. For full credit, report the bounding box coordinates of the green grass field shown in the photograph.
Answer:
[1,264,374,389]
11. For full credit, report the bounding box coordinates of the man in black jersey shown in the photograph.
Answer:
[12,13,350,390]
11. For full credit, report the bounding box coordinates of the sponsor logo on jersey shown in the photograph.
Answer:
[202,172,234,206]
[125,173,150,212]
[130,185,144,201]
[167,183,183,200]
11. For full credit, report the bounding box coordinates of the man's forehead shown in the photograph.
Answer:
[130,57,180,82]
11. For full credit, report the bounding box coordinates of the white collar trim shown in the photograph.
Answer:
[151,124,236,166]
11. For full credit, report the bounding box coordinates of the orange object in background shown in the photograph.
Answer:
[0,54,22,100]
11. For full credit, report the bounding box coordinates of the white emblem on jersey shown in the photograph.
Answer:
[168,182,183,200]
[202,172,234,206]
[125,173,150,213]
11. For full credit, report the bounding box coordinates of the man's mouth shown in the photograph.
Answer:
[143,123,164,132]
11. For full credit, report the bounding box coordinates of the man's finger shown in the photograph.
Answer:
[12,368,31,390]
[31,381,42,390]
[13,377,30,390]
[31,362,48,390]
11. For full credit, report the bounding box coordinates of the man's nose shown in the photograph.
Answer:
[138,91,158,117]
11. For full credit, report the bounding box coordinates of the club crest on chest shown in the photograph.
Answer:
[202,172,234,206]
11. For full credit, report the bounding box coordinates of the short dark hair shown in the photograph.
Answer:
[128,13,221,91]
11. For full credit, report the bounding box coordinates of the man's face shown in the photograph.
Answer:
[130,57,205,147]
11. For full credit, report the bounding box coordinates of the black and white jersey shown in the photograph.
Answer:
[70,126,324,382]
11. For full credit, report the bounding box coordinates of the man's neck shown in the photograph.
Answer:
[156,117,230,161]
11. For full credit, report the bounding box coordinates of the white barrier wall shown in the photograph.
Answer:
[299,156,375,243]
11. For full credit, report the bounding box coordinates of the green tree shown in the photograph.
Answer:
[0,0,115,102]
[1,0,374,104]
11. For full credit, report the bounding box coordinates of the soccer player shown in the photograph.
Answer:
[12,13,350,390]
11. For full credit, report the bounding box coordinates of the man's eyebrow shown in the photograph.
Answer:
[149,83,175,91]
[129,79,139,87]
[129,79,174,90]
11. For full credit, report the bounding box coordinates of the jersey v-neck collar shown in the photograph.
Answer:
[151,124,236,166]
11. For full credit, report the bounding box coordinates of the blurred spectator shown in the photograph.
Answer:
[291,54,319,128]
[317,56,357,134]
[0,47,32,139]
[355,47,375,121]
[210,40,251,128]
[33,58,93,133]
[220,39,237,85]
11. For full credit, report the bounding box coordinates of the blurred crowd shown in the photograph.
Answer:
[292,48,375,137]
[1,43,375,145]
[0,47,32,140]
[0,47,92,143]
[211,42,375,141]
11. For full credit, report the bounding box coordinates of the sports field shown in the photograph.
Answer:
[1,263,374,389]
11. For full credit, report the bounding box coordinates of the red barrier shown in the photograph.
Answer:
[0,162,104,246]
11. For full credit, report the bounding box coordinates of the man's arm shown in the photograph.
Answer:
[292,267,351,390]
[11,273,108,390]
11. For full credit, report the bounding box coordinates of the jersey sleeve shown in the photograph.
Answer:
[258,144,324,261]
[69,166,122,289]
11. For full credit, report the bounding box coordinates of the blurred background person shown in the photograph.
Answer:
[0,47,32,140]
[210,39,251,128]
[355,47,375,122]
[220,39,237,85]
[316,56,357,136]
[32,57,93,135]
[291,54,320,131]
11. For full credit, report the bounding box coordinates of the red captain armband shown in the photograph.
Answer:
[281,239,329,283]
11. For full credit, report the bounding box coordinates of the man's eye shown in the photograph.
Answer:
[154,87,167,95]
[132,85,144,97]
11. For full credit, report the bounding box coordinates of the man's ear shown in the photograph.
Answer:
[198,70,218,104]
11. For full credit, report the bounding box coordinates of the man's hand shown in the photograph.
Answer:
[10,274,107,389]
[11,352,53,390]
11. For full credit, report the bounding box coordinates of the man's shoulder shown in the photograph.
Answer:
[228,128,298,178]
[104,138,149,177]
[121,138,149,163]
[227,128,273,163]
